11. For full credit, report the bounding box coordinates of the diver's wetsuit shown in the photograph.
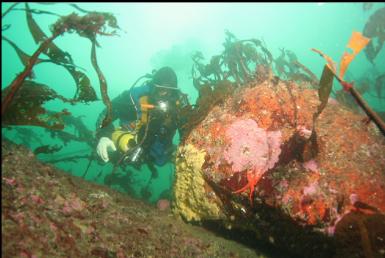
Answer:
[96,84,179,166]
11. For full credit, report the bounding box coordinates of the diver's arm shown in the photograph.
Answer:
[95,91,133,163]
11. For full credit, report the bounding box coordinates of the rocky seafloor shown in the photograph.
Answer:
[2,138,290,258]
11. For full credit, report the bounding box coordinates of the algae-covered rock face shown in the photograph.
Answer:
[172,78,385,258]
[172,81,321,223]
[172,144,224,221]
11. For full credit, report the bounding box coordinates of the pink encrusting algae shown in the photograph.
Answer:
[223,119,282,173]
[222,118,282,203]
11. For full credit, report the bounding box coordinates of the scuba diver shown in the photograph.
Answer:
[95,66,189,177]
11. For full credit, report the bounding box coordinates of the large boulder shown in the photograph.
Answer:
[172,78,385,258]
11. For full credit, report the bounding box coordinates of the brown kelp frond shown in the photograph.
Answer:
[192,31,317,90]
[191,51,224,87]
[1,33,60,116]
[6,2,93,16]
[46,113,95,147]
[274,49,319,88]
[13,7,62,17]
[49,11,120,128]
[27,3,120,104]
[34,144,63,155]
[68,4,92,14]
[313,31,385,136]
[274,48,291,78]
[1,80,72,130]
[312,65,334,126]
[2,3,118,123]
[5,111,94,149]
[25,4,98,103]
[50,11,120,42]
[44,154,92,164]
[222,33,274,85]
[69,69,98,102]
[25,3,49,45]
[363,7,385,64]
[291,60,319,88]
[192,31,274,87]
[1,2,20,19]
[2,35,48,72]
[312,32,370,88]
[91,39,113,129]
[311,48,338,75]
[339,31,370,79]
[47,130,90,146]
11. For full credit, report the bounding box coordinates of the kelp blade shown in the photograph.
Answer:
[339,31,370,79]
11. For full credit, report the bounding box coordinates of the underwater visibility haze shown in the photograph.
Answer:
[2,2,385,258]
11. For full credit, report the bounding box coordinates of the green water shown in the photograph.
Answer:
[2,2,384,204]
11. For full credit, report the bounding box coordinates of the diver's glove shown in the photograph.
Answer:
[96,137,117,163]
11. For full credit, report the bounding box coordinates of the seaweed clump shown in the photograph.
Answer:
[181,31,320,143]
[312,31,385,136]
[1,3,120,130]
[192,30,273,87]
[2,80,72,130]
[363,7,385,64]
